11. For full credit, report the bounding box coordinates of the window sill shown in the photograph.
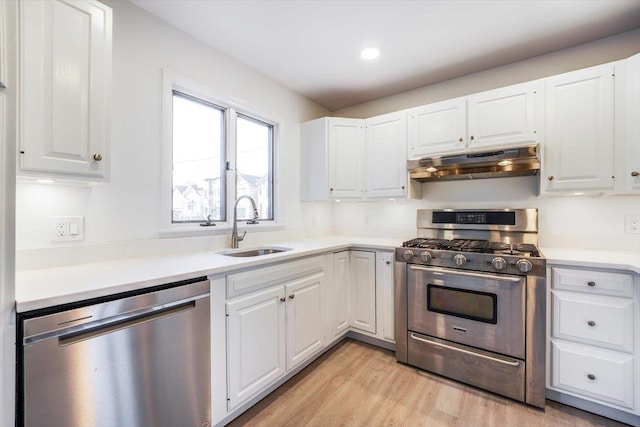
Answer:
[157,222,286,238]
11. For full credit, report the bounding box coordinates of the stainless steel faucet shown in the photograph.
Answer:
[231,195,259,248]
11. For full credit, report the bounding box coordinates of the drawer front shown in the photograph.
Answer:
[552,268,634,298]
[408,332,525,403]
[552,291,634,352]
[551,340,634,409]
[226,256,324,299]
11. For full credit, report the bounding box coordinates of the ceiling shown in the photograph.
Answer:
[130,0,640,111]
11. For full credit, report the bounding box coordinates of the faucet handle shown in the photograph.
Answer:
[237,230,247,242]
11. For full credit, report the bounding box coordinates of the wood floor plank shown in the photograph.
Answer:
[227,339,629,427]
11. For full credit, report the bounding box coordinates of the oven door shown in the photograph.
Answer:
[407,265,525,359]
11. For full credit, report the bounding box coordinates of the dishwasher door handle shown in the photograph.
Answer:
[58,301,196,347]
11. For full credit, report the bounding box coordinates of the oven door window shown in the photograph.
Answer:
[427,285,497,324]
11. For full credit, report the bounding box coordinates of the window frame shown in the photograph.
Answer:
[161,70,279,236]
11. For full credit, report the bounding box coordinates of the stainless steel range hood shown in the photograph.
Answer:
[408,145,540,182]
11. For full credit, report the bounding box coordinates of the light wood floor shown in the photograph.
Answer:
[227,339,629,427]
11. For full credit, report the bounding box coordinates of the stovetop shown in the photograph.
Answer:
[402,238,541,258]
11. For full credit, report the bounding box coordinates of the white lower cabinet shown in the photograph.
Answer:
[226,286,286,410]
[548,265,639,420]
[349,250,376,334]
[225,258,326,410]
[376,252,395,342]
[332,251,350,337]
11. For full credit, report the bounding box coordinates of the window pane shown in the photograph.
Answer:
[172,92,225,222]
[236,115,273,220]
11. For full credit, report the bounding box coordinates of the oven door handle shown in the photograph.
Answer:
[408,265,523,283]
[409,333,521,367]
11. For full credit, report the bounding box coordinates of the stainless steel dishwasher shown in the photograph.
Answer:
[18,278,211,427]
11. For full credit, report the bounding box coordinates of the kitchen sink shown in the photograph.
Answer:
[219,247,292,257]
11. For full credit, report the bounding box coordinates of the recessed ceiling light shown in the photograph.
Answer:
[36,179,54,184]
[498,160,513,166]
[426,167,438,173]
[360,47,380,60]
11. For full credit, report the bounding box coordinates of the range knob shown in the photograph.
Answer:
[516,259,533,273]
[453,254,467,266]
[491,257,507,271]
[402,250,414,261]
[419,251,432,263]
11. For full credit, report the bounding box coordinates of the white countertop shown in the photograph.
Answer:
[15,237,401,312]
[15,237,640,313]
[541,247,640,275]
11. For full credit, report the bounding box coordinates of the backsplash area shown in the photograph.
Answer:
[332,177,640,252]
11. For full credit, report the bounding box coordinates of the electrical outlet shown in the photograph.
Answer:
[312,215,318,227]
[52,216,85,242]
[365,215,371,225]
[625,215,640,234]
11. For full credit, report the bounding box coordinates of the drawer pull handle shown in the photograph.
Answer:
[587,320,596,327]
[587,374,596,381]
[289,294,295,300]
[279,297,286,302]
[409,333,520,367]
[587,281,596,287]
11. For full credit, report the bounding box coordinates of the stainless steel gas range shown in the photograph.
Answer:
[395,208,546,408]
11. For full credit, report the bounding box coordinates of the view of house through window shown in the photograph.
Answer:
[171,89,274,224]
[236,115,273,220]
[172,92,225,223]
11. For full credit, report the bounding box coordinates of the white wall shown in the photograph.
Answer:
[15,0,332,269]
[331,30,640,252]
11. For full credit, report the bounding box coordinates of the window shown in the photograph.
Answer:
[172,92,225,223]
[165,72,276,228]
[236,115,273,220]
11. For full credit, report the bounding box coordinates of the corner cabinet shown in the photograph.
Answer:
[19,0,112,181]
[300,115,417,201]
[542,63,615,193]
[408,81,541,158]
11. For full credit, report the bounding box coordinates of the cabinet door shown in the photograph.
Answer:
[467,82,541,149]
[226,286,285,410]
[20,0,111,180]
[365,112,408,198]
[328,118,364,198]
[408,98,466,158]
[349,251,376,334]
[616,53,640,193]
[285,272,324,371]
[333,251,350,337]
[376,252,395,342]
[544,64,615,192]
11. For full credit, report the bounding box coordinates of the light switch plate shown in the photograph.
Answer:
[51,216,84,242]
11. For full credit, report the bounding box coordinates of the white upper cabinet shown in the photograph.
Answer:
[615,53,640,194]
[408,98,466,158]
[301,115,416,201]
[19,0,112,181]
[408,81,541,158]
[365,111,409,198]
[543,63,615,192]
[328,118,365,198]
[467,81,541,149]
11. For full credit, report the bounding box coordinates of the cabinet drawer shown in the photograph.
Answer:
[226,256,324,298]
[552,268,634,298]
[552,291,634,352]
[551,340,634,409]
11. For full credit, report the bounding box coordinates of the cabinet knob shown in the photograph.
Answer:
[401,186,405,189]
[547,176,554,181]
[587,320,596,327]
[458,137,463,142]
[93,153,103,161]
[279,297,286,302]
[631,171,639,177]
[587,281,596,287]
[386,261,391,265]
[470,135,475,140]
[289,294,295,300]
[587,374,596,381]
[330,188,334,191]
